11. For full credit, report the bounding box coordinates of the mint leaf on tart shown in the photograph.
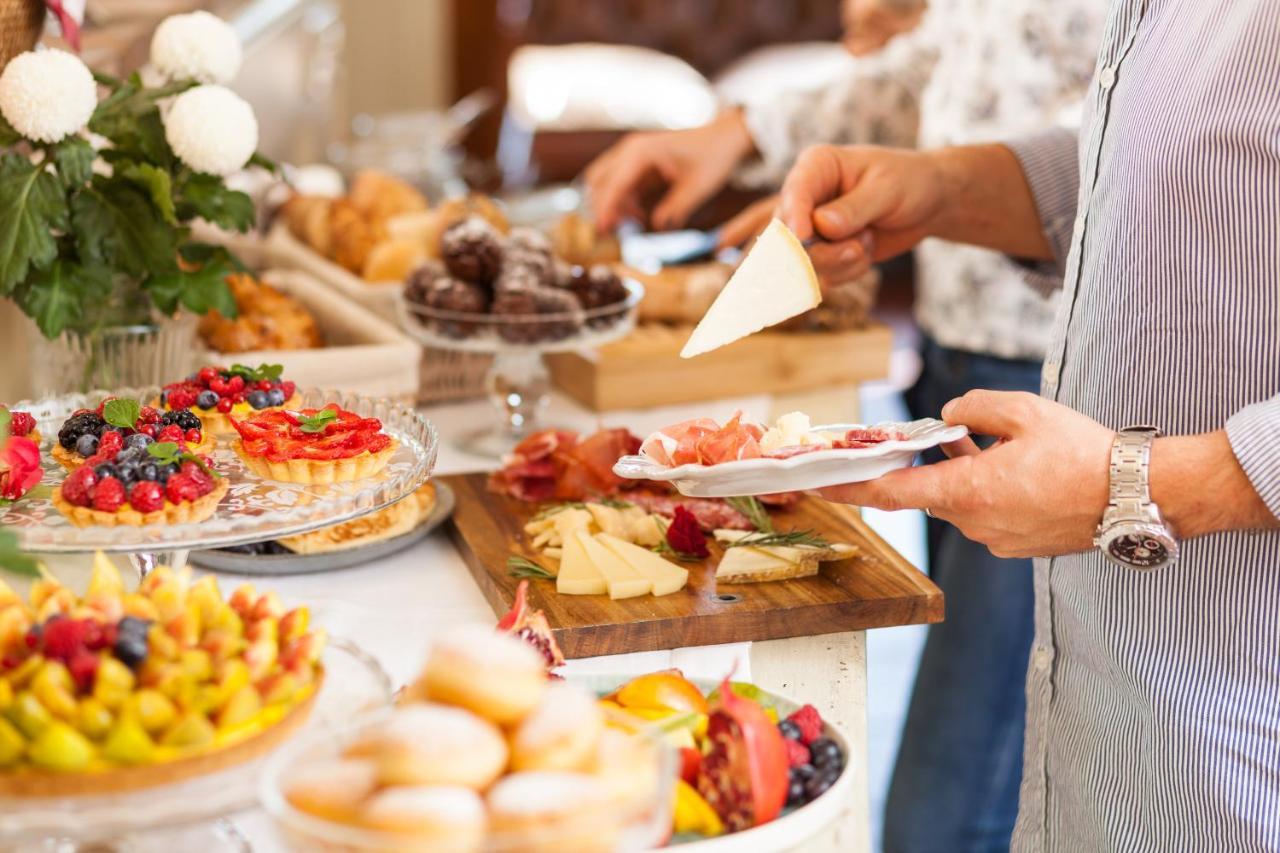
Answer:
[227,363,283,383]
[102,399,141,430]
[297,409,338,434]
[147,441,216,477]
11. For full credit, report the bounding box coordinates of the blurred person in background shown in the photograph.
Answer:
[585,2,1105,850]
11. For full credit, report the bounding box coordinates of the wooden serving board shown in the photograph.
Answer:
[545,322,893,411]
[442,473,943,659]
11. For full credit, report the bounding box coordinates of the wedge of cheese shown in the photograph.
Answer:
[556,529,607,595]
[596,533,689,596]
[712,529,859,563]
[680,218,821,358]
[574,530,651,599]
[716,547,819,584]
[586,503,628,539]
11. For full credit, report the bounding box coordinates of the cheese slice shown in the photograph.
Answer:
[556,530,608,595]
[680,218,821,358]
[595,533,689,596]
[716,546,820,583]
[586,504,628,539]
[573,530,651,599]
[627,514,666,547]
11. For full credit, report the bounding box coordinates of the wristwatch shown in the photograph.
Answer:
[1094,426,1179,570]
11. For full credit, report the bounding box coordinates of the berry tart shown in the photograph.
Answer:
[53,399,212,471]
[229,404,397,484]
[51,439,229,528]
[160,364,298,437]
[3,407,40,446]
[0,557,325,796]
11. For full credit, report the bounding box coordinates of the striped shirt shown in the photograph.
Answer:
[1006,1,1280,849]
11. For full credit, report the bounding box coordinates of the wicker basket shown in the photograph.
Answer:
[0,0,43,70]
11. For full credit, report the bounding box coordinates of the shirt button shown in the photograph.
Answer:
[1099,66,1117,89]
[1032,647,1052,672]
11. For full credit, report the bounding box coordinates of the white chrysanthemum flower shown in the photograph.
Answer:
[150,11,243,85]
[163,85,258,176]
[0,49,97,143]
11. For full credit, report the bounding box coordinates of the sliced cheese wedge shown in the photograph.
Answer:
[716,546,819,584]
[596,533,689,596]
[556,529,608,595]
[586,504,628,539]
[574,530,651,599]
[680,218,821,358]
[712,529,858,562]
[627,513,666,547]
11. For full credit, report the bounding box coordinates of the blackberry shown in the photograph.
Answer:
[810,738,843,768]
[58,412,106,451]
[172,410,201,431]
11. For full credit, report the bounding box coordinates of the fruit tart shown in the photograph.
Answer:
[160,364,298,437]
[51,439,229,528]
[229,404,397,484]
[0,556,325,796]
[53,398,212,471]
[3,406,40,446]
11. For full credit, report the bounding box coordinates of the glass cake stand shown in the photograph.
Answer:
[0,636,393,852]
[1,387,438,578]
[396,279,643,457]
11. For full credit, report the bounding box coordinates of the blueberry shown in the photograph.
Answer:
[137,462,159,482]
[93,463,118,481]
[155,465,173,484]
[115,464,138,488]
[75,433,99,457]
[779,719,802,741]
[196,390,219,409]
[786,774,807,806]
[126,433,153,451]
[246,390,269,410]
[810,738,842,768]
[114,634,148,668]
[117,616,149,637]
[794,763,816,781]
[116,447,143,465]
[266,388,286,407]
[804,770,838,801]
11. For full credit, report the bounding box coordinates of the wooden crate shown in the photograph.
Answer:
[546,323,894,411]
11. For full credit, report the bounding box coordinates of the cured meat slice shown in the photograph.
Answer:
[831,427,905,449]
[639,417,719,467]
[694,412,763,465]
[625,491,754,531]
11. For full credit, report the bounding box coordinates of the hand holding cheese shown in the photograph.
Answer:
[680,218,821,358]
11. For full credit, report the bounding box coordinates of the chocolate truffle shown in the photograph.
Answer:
[566,264,629,327]
[441,216,504,284]
[491,287,583,344]
[421,276,490,338]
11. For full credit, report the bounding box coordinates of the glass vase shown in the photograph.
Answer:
[28,313,200,397]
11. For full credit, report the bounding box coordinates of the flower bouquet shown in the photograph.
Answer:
[0,12,270,389]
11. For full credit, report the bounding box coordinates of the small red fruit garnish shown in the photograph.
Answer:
[83,620,116,651]
[157,425,184,443]
[68,650,100,692]
[217,397,234,414]
[280,381,296,399]
[92,477,125,512]
[96,430,123,457]
[784,737,810,768]
[141,423,159,438]
[42,617,89,663]
[257,379,273,391]
[667,505,709,558]
[227,375,245,393]
[166,473,201,504]
[8,411,36,437]
[61,466,97,507]
[167,388,197,410]
[680,746,703,785]
[138,406,160,424]
[129,480,165,513]
[496,580,565,671]
[184,428,202,444]
[198,366,218,384]
[696,677,789,832]
[787,704,823,746]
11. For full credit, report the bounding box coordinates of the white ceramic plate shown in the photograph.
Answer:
[613,419,969,498]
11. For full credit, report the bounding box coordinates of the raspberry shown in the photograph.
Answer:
[141,423,159,438]
[785,737,811,768]
[97,430,124,457]
[181,461,215,495]
[167,388,196,410]
[61,466,97,507]
[42,616,89,662]
[198,366,218,384]
[9,411,35,437]
[184,428,202,445]
[217,397,234,413]
[129,480,165,513]
[257,379,272,391]
[94,396,115,415]
[280,381,296,399]
[157,425,184,443]
[68,650,100,691]
[166,473,201,504]
[209,377,230,396]
[83,620,116,651]
[227,375,245,393]
[787,704,824,746]
[92,476,125,512]
[139,406,160,424]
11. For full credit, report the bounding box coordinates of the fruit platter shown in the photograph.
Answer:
[0,556,393,846]
[1,380,437,565]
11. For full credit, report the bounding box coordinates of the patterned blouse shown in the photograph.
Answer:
[738,0,1106,360]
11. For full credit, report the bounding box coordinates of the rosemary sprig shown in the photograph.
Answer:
[725,530,831,550]
[599,498,634,509]
[530,502,585,522]
[507,555,555,580]
[725,495,775,534]
[652,540,704,562]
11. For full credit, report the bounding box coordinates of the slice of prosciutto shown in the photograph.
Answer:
[832,427,906,449]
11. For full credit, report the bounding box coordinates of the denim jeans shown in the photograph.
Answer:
[883,338,1040,853]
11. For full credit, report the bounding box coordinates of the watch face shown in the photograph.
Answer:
[1106,532,1171,569]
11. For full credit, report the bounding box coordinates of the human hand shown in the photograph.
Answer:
[816,390,1114,558]
[719,192,876,282]
[584,109,756,233]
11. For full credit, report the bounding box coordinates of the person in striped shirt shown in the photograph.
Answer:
[780,0,1280,848]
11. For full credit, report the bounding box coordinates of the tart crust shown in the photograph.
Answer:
[52,476,230,527]
[232,438,398,484]
[159,394,300,437]
[51,432,216,472]
[0,668,323,798]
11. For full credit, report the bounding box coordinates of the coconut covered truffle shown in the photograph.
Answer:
[491,287,583,344]
[441,216,504,283]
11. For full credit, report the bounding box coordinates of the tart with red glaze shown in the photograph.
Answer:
[51,440,228,527]
[52,398,212,471]
[160,364,298,437]
[3,407,41,446]
[229,404,397,484]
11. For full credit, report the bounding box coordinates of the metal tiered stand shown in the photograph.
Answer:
[396,280,643,458]
[0,386,434,849]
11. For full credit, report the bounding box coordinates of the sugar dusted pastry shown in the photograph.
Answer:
[510,681,603,772]
[406,626,547,725]
[284,757,380,821]
[486,771,616,853]
[345,704,508,790]
[360,786,486,851]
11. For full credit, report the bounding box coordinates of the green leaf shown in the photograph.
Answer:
[121,163,176,225]
[247,152,279,173]
[144,246,236,318]
[146,441,214,477]
[0,155,68,294]
[176,173,254,232]
[71,176,176,277]
[89,73,191,168]
[52,136,95,190]
[0,114,21,147]
[13,260,108,339]
[227,363,283,383]
[507,555,555,580]
[103,398,141,429]
[0,530,39,578]
[298,408,338,434]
